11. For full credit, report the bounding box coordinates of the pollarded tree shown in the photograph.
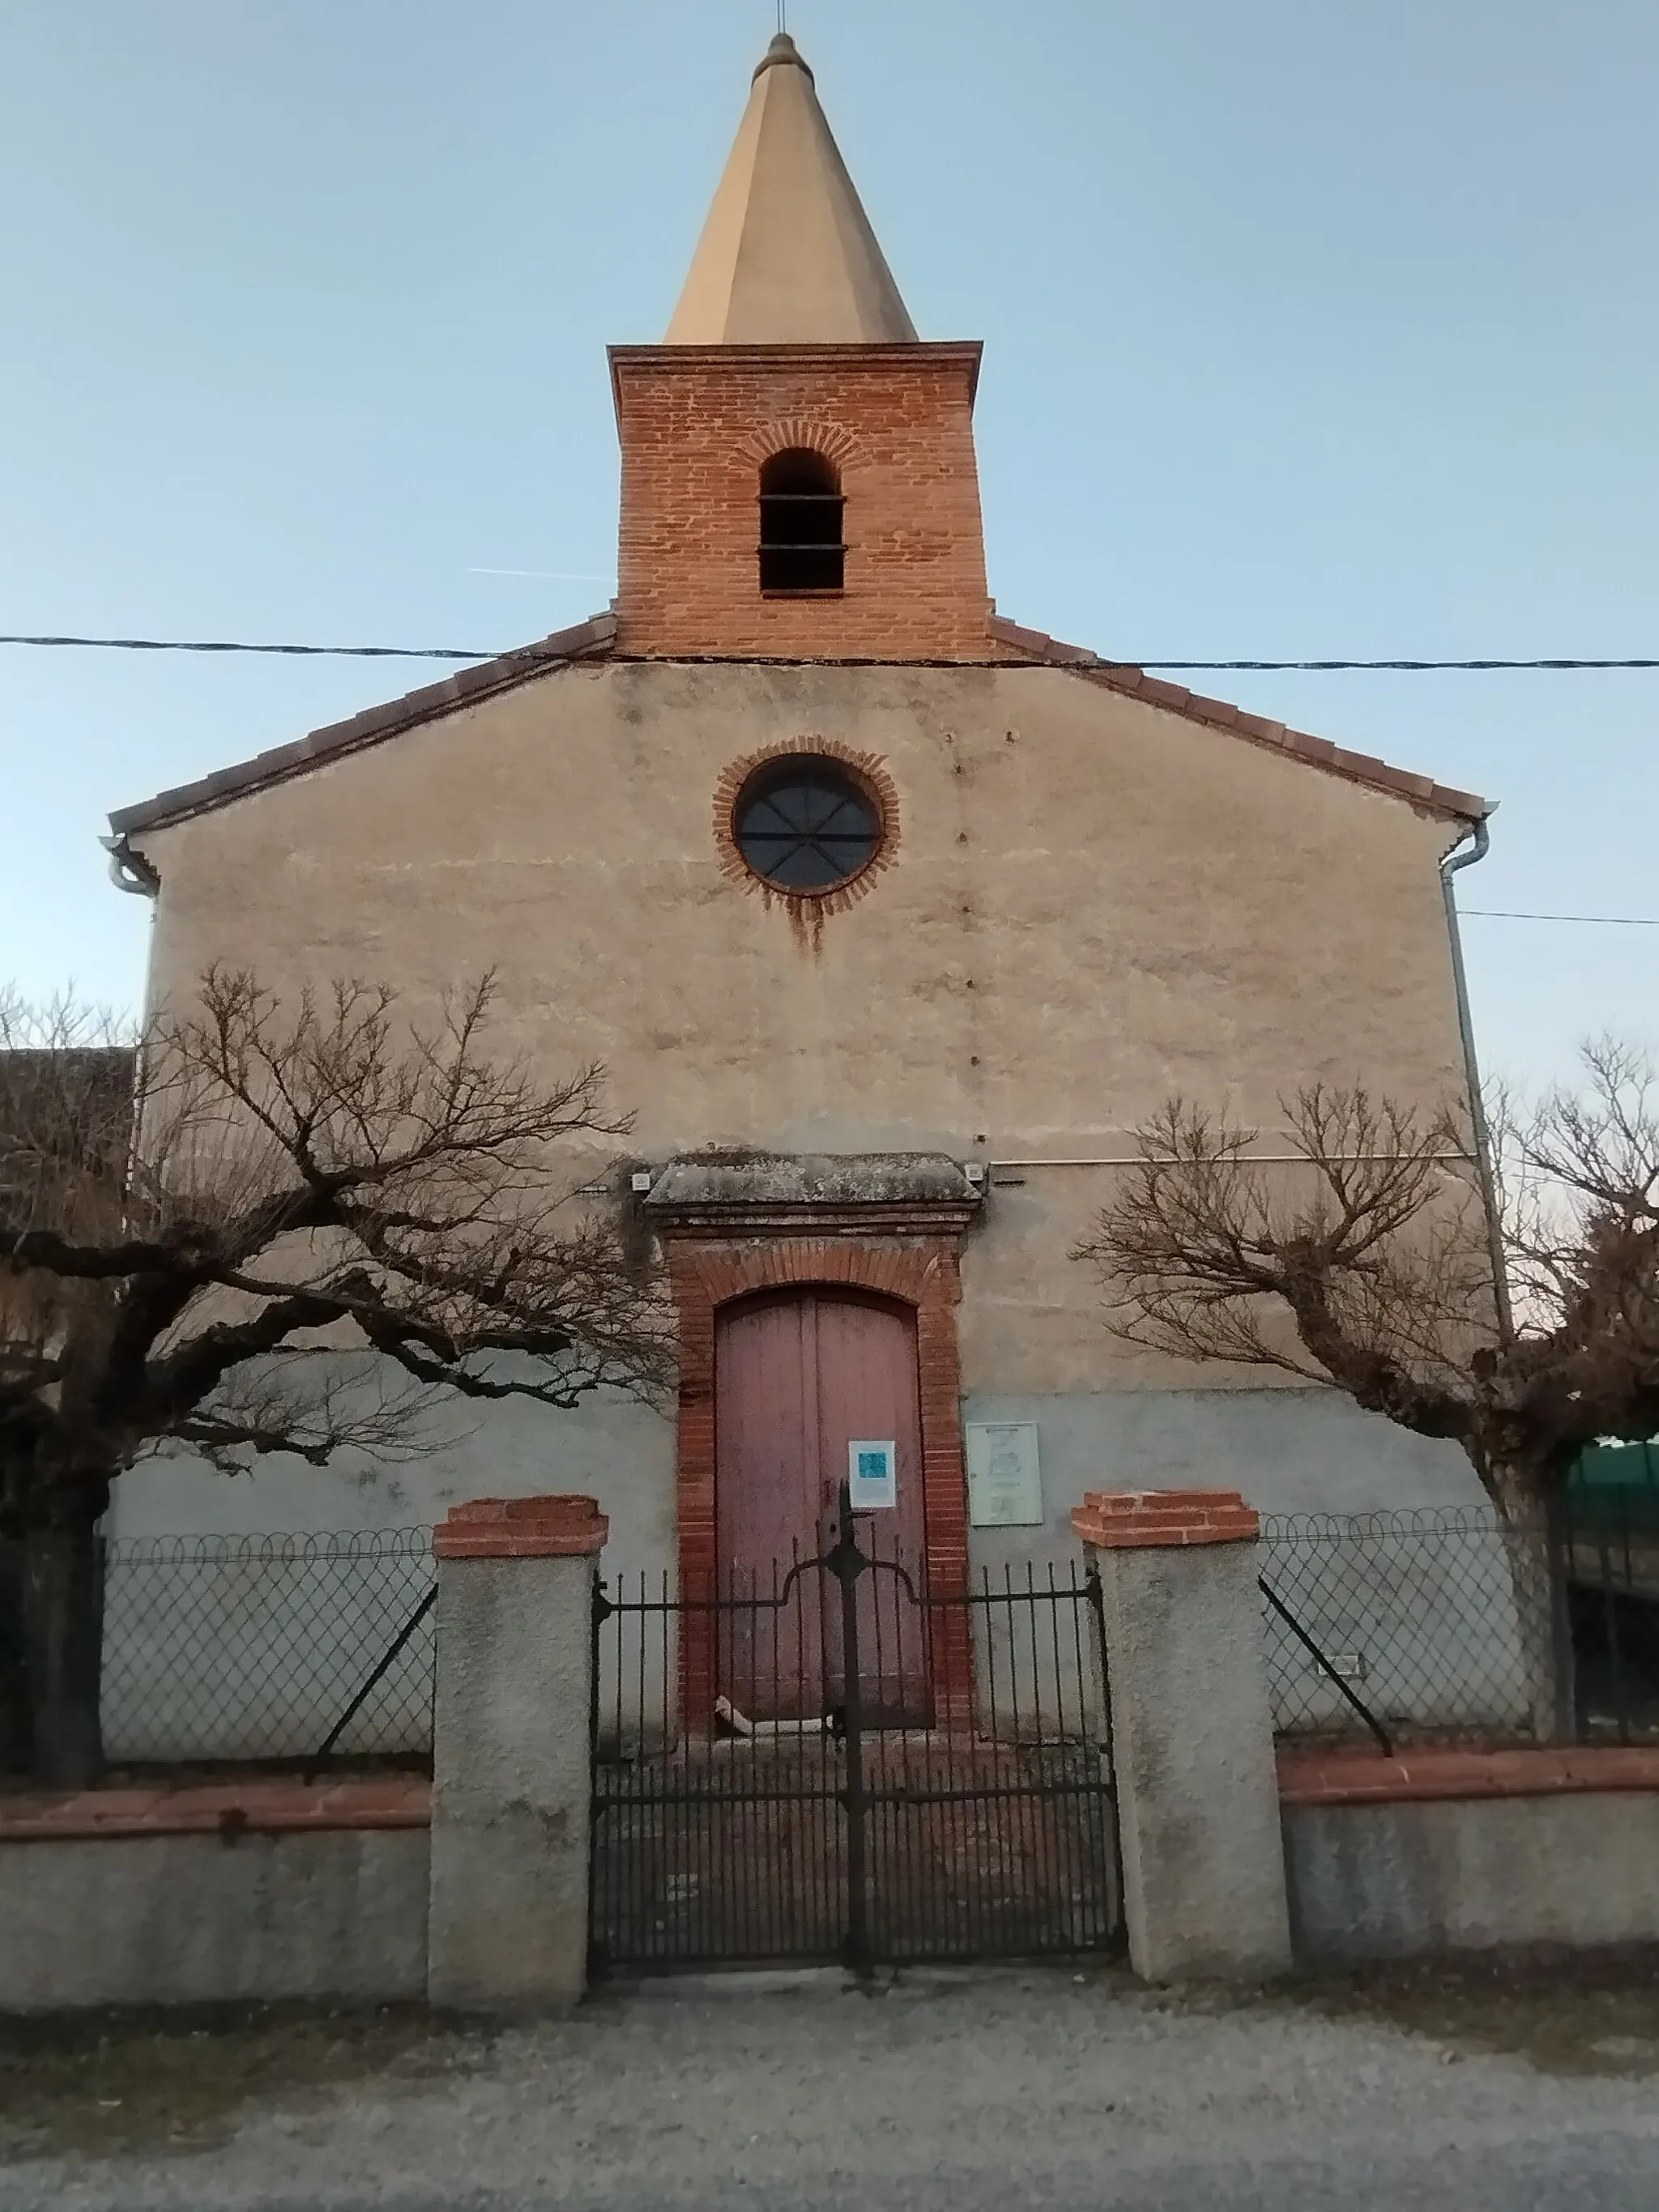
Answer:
[1073,1049,1659,1737]
[0,972,671,1784]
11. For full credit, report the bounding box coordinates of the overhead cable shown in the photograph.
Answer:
[2,634,1658,671]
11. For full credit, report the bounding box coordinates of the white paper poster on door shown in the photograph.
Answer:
[966,1422,1044,1528]
[847,1439,898,1511]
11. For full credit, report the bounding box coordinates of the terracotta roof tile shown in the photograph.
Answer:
[988,614,1489,821]
[104,603,1487,842]
[108,613,618,837]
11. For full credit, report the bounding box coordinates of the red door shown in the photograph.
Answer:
[714,1289,931,1726]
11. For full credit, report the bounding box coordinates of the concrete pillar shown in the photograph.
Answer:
[426,1494,606,2012]
[1073,1488,1291,1983]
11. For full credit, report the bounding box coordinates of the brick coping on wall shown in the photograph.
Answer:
[1072,1489,1261,1549]
[0,1775,432,1842]
[1278,1744,1659,1808]
[434,1494,608,1559]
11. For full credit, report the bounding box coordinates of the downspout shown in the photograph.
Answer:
[1440,814,1512,1340]
[1444,815,1573,1732]
[101,835,159,899]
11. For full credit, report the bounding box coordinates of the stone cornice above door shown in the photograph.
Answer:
[641,1151,983,1240]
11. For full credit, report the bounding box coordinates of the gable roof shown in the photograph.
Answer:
[106,605,1486,847]
[988,616,1488,822]
[108,613,619,839]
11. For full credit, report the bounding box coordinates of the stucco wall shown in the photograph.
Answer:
[1093,1530,1291,1979]
[1285,1794,1659,1959]
[0,1828,429,2012]
[104,1381,1480,1609]
[127,658,1468,1400]
[958,1387,1483,1575]
[105,1386,673,1565]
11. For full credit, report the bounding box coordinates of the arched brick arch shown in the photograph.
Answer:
[665,1236,972,1714]
[734,416,863,471]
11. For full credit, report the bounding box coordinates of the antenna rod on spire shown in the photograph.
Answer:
[777,2,787,33]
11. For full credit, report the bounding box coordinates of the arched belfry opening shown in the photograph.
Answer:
[759,448,845,595]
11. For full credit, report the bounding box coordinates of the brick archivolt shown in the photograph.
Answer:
[734,417,862,469]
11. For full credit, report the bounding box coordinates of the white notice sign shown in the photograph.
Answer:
[966,1422,1044,1528]
[847,1439,898,1511]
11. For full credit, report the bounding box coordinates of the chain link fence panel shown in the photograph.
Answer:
[1258,1507,1544,1746]
[100,1528,435,1766]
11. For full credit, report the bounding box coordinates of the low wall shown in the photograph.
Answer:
[1281,1747,1659,1960]
[0,1780,430,2012]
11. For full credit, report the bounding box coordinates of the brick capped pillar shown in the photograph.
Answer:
[1073,1490,1291,1984]
[426,1496,606,2012]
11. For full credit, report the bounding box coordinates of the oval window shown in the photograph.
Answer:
[733,755,881,893]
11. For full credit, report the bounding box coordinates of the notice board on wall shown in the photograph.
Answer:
[965,1422,1044,1528]
[847,1438,898,1511]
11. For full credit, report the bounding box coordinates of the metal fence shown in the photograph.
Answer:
[1258,1507,1541,1748]
[1260,1497,1659,1750]
[1564,1485,1659,1744]
[101,1528,435,1767]
[590,1515,1120,1972]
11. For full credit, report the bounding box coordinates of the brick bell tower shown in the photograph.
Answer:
[611,33,999,662]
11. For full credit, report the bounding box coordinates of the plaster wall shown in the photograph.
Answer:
[128,658,1469,1402]
[1092,1535,1292,1980]
[113,656,1483,1744]
[104,1387,672,1566]
[427,1549,597,2010]
[98,1386,671,1762]
[1285,1794,1659,1959]
[0,1829,429,2012]
[98,1379,1494,1754]
[958,1387,1484,1574]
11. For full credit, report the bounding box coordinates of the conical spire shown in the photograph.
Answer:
[665,35,917,345]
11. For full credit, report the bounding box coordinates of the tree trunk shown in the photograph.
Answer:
[1492,1475,1576,1745]
[22,1519,107,1788]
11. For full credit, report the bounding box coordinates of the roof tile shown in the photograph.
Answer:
[995,617,1489,820]
[104,603,1488,840]
[109,613,617,837]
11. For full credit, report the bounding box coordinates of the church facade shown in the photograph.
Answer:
[104,34,1491,1607]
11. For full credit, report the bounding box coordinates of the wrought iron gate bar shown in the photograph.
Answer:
[599,1786,842,1808]
[588,1491,1121,1976]
[864,1783,1111,1805]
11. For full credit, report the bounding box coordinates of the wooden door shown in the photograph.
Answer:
[715,1289,930,1725]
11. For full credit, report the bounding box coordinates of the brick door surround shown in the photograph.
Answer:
[652,1181,979,1728]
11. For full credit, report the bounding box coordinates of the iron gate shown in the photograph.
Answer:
[588,1490,1120,1974]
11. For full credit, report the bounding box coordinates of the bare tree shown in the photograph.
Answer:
[1074,1051,1659,1737]
[1,972,672,1784]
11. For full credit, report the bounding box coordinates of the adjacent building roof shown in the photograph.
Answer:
[663,34,917,347]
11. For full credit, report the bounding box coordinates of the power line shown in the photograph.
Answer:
[0,634,484,661]
[1461,908,1659,927]
[2,633,1649,923]
[2,634,1659,671]
[1141,658,1659,672]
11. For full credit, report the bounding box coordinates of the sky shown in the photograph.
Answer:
[1,0,1654,1093]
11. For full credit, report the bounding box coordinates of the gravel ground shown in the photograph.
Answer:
[6,1958,1659,2210]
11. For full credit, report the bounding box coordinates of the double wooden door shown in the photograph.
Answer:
[714,1288,931,1725]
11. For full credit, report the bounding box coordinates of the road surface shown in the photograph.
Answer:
[6,1964,1659,2210]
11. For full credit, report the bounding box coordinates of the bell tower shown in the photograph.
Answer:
[611,35,1000,662]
